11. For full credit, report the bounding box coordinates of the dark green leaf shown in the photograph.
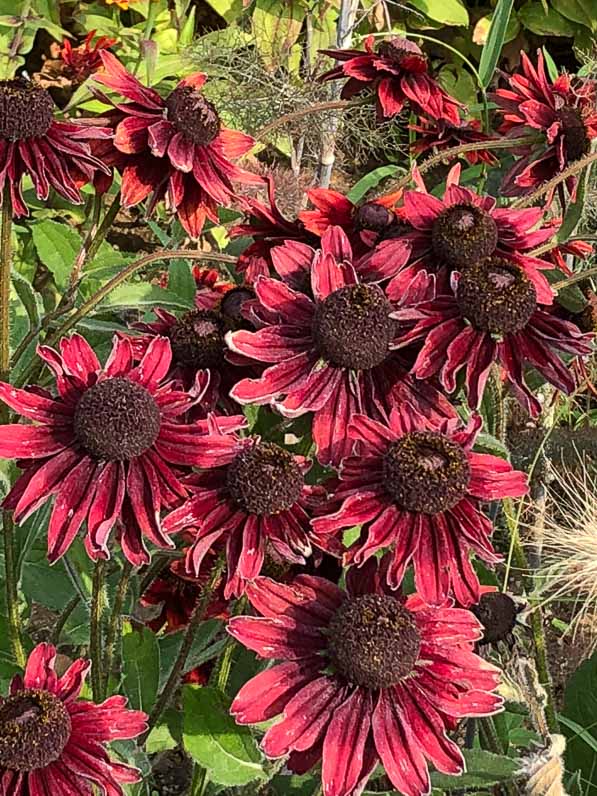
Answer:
[562,650,597,795]
[430,749,520,789]
[122,624,160,713]
[31,219,81,290]
[478,0,515,88]
[101,283,193,311]
[347,166,403,204]
[518,2,576,36]
[168,260,197,305]
[183,685,266,786]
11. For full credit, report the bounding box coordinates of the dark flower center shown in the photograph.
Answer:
[219,287,255,329]
[327,594,420,689]
[377,37,425,68]
[0,689,71,771]
[226,441,304,516]
[383,431,471,514]
[312,284,395,370]
[74,376,161,461]
[456,257,537,335]
[471,592,518,645]
[169,309,227,369]
[558,106,590,162]
[165,85,220,146]
[0,79,54,141]
[354,202,393,233]
[431,203,498,268]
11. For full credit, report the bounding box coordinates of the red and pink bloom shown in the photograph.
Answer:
[229,569,503,796]
[0,643,146,796]
[312,409,528,606]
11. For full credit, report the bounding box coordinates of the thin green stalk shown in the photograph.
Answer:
[51,594,80,645]
[141,554,226,742]
[191,763,209,796]
[90,559,106,701]
[102,560,134,698]
[511,150,597,209]
[2,512,26,667]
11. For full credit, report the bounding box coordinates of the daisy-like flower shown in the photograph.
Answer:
[320,35,462,122]
[230,176,317,283]
[94,52,262,238]
[393,257,593,414]
[299,185,405,253]
[0,334,243,566]
[360,164,556,301]
[0,77,110,216]
[312,409,528,606]
[0,643,146,795]
[228,568,503,796]
[162,416,335,598]
[227,226,455,466]
[125,281,256,412]
[492,51,597,201]
[60,31,117,85]
[410,117,498,166]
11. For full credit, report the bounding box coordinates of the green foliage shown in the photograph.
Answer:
[562,651,597,795]
[478,0,516,88]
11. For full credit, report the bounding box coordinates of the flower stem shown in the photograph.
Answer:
[51,594,80,645]
[191,764,209,796]
[101,560,133,699]
[141,554,226,743]
[90,559,106,702]
[2,512,26,667]
[511,150,597,209]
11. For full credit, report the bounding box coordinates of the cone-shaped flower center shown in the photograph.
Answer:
[74,377,161,461]
[456,257,537,335]
[226,441,304,516]
[313,284,395,370]
[472,592,518,645]
[354,202,393,233]
[0,689,71,771]
[169,309,226,369]
[219,286,255,329]
[431,203,498,268]
[328,595,421,689]
[0,79,54,141]
[377,37,425,69]
[165,85,220,146]
[383,431,471,514]
[558,106,590,162]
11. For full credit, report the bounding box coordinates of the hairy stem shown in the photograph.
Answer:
[141,554,226,742]
[255,99,354,142]
[90,559,106,702]
[511,150,597,209]
[51,595,80,645]
[102,560,134,698]
[2,512,26,667]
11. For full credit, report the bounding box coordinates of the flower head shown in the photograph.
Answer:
[312,409,528,606]
[94,53,262,239]
[320,35,462,122]
[393,257,593,414]
[0,643,146,795]
[227,226,455,466]
[0,334,243,566]
[228,568,503,796]
[492,51,597,201]
[410,117,498,166]
[60,31,117,84]
[0,77,110,216]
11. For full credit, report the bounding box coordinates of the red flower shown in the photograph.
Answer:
[193,266,232,292]
[124,282,257,413]
[492,51,597,201]
[94,52,263,238]
[60,31,117,84]
[320,35,462,122]
[409,117,498,166]
[227,226,455,466]
[360,164,556,300]
[313,410,527,606]
[299,186,405,253]
[230,176,317,283]
[228,569,503,796]
[163,416,335,598]
[393,259,593,414]
[0,643,146,795]
[0,334,243,566]
[0,77,110,216]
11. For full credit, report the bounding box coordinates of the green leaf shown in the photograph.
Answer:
[347,166,403,203]
[478,0,515,88]
[552,0,595,29]
[518,2,576,36]
[183,685,266,786]
[430,749,520,789]
[158,619,223,689]
[100,282,193,311]
[203,0,244,22]
[168,259,197,305]
[31,219,81,290]
[252,0,306,69]
[11,271,41,329]
[475,432,511,460]
[408,0,469,27]
[562,650,597,795]
[542,46,560,81]
[122,624,160,713]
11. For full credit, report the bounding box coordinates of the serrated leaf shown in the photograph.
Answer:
[409,0,469,27]
[478,0,516,87]
[430,749,520,789]
[122,624,160,713]
[31,219,81,290]
[183,685,266,786]
[475,432,511,460]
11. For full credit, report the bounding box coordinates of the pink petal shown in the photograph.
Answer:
[231,660,322,724]
[47,456,98,563]
[322,688,373,796]
[0,425,71,459]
